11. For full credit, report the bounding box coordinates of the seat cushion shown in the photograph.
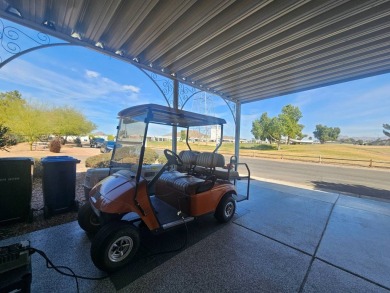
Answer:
[156,171,214,195]
[158,170,185,183]
[214,167,240,180]
[172,176,207,195]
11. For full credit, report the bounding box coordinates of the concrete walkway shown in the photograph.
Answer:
[1,180,389,292]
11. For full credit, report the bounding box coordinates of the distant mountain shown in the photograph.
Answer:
[339,136,387,142]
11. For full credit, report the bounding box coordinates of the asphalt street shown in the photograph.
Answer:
[238,156,390,201]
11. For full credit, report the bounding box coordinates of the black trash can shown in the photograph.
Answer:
[0,157,33,223]
[41,156,80,218]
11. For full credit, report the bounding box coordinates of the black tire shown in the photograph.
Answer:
[214,194,236,223]
[77,202,101,234]
[91,221,140,272]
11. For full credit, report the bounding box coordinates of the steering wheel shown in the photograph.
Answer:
[164,149,183,166]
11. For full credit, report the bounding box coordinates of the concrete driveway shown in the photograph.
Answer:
[0,180,389,292]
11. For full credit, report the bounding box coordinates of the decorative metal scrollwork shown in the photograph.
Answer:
[178,83,201,109]
[0,18,67,68]
[140,69,174,107]
[140,67,237,121]
[223,99,237,122]
[141,69,205,109]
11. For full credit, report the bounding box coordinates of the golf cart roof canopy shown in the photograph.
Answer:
[118,104,226,127]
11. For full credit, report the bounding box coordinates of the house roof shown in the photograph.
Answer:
[1,1,390,104]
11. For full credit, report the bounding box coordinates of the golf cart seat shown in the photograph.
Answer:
[176,150,199,173]
[156,171,215,195]
[193,152,225,175]
[157,150,199,185]
[214,167,240,180]
[156,150,215,195]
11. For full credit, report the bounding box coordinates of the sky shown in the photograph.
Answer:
[1,19,389,140]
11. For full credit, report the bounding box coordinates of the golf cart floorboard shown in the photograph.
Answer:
[236,194,248,202]
[150,196,193,227]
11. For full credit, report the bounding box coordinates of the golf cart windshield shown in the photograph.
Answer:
[111,104,226,176]
[111,119,145,170]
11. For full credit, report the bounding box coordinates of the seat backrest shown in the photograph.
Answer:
[177,150,199,172]
[196,152,225,169]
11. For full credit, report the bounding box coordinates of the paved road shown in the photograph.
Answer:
[238,156,390,200]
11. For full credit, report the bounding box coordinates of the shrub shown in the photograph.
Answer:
[85,153,111,168]
[113,147,158,164]
[144,148,159,164]
[49,138,61,153]
[113,146,134,160]
[158,155,167,164]
[0,124,17,151]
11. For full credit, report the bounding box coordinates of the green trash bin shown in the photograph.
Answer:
[0,157,33,223]
[41,156,80,218]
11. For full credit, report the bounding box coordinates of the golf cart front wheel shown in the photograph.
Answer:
[214,194,236,223]
[91,221,140,272]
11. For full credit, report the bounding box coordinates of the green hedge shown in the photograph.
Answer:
[85,148,162,168]
[144,148,159,164]
[85,153,111,168]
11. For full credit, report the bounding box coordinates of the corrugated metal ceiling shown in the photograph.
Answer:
[1,0,390,104]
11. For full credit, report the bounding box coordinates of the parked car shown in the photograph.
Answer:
[90,138,105,148]
[100,141,117,153]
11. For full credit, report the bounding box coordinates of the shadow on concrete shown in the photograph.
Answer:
[311,181,390,201]
[110,212,248,290]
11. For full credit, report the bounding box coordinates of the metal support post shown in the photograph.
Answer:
[172,79,179,153]
[234,101,241,163]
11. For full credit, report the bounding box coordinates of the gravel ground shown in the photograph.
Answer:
[0,143,100,240]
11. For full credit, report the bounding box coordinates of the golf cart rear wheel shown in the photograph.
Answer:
[77,202,101,234]
[215,194,236,223]
[91,221,140,272]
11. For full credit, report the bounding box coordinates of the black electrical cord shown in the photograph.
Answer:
[29,247,109,293]
[28,219,189,292]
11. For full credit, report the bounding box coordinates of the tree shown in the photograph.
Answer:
[383,124,390,138]
[251,113,284,149]
[252,113,272,142]
[268,117,284,150]
[252,104,304,148]
[313,124,341,143]
[6,101,51,150]
[0,90,25,125]
[50,106,96,143]
[0,91,97,149]
[279,104,303,144]
[180,130,186,141]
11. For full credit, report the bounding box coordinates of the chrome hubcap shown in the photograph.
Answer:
[108,236,133,262]
[224,202,234,218]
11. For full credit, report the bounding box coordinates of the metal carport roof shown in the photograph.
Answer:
[1,0,390,105]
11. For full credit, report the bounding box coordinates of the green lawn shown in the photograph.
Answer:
[147,140,390,168]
